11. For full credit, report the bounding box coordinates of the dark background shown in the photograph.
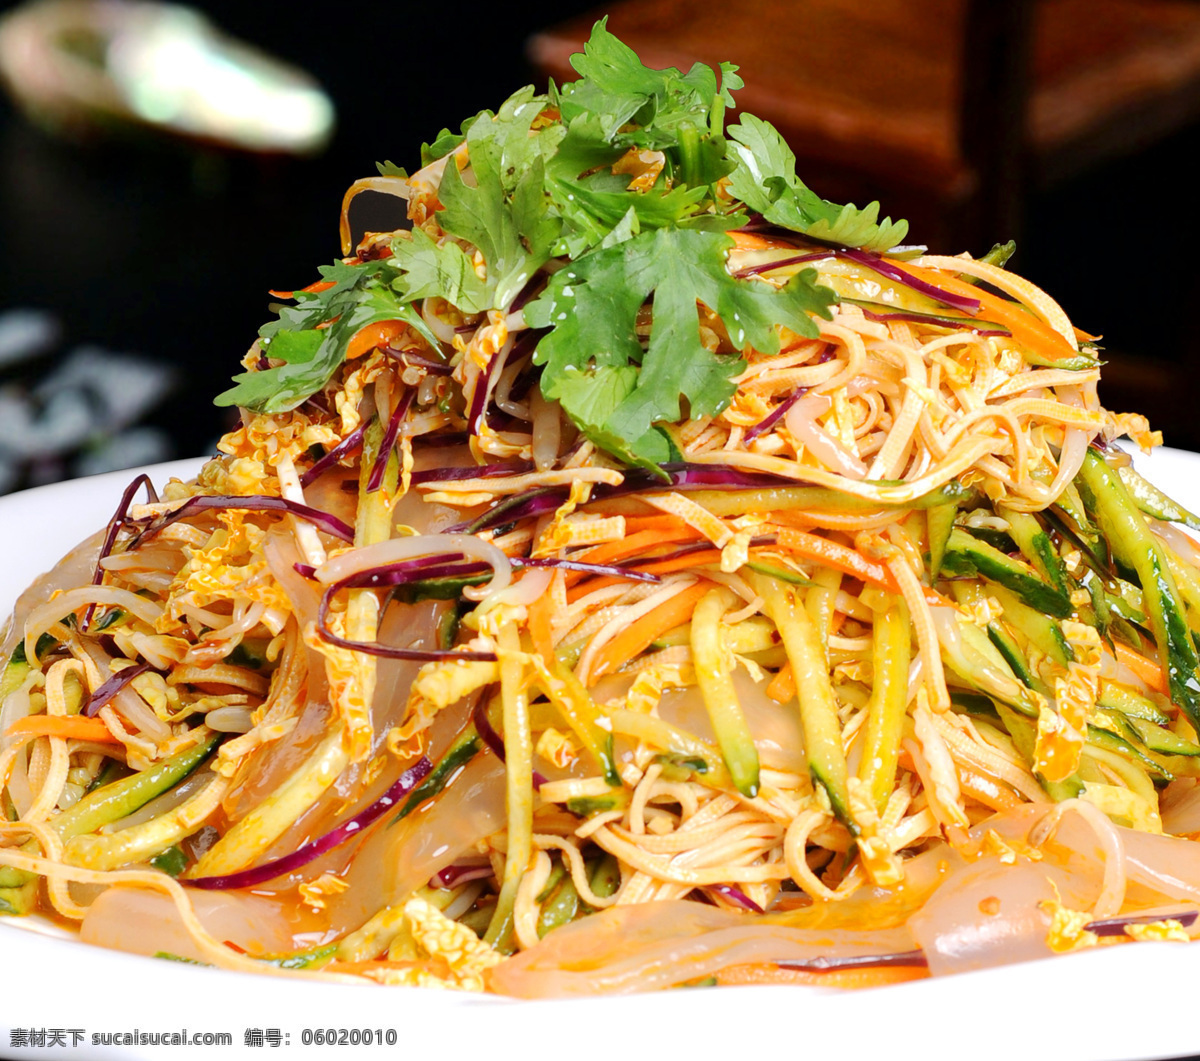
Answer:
[1,0,1198,481]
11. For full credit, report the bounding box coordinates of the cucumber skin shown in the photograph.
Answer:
[943,529,1072,618]
[1080,450,1200,732]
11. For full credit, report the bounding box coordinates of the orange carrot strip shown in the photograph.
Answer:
[571,528,701,571]
[715,962,928,988]
[767,662,795,704]
[769,527,948,606]
[619,515,693,535]
[1111,639,1169,695]
[267,279,338,299]
[901,262,1078,364]
[4,715,118,744]
[565,549,726,604]
[590,582,711,682]
[729,231,790,251]
[346,319,408,361]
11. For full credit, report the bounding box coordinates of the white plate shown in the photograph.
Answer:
[3,452,1200,1061]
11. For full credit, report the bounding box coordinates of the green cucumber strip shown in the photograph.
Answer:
[944,528,1072,618]
[393,731,482,822]
[1000,507,1070,597]
[926,501,957,581]
[1079,450,1200,731]
[537,874,581,937]
[1127,716,1200,757]
[988,585,1074,667]
[51,731,221,840]
[1118,465,1200,532]
[1097,681,1170,725]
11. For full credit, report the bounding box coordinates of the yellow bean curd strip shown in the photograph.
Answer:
[690,588,760,798]
[856,596,911,813]
[23,660,86,823]
[682,434,998,505]
[485,624,534,951]
[751,573,853,829]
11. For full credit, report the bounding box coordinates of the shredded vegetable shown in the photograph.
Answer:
[5,20,1200,994]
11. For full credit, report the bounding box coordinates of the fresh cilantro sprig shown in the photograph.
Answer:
[218,18,910,471]
[527,227,836,471]
[726,114,908,252]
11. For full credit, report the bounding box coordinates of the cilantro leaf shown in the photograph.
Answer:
[528,227,836,466]
[436,88,562,309]
[390,228,490,313]
[216,267,427,413]
[726,114,908,252]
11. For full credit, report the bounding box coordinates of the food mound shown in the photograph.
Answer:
[5,21,1200,994]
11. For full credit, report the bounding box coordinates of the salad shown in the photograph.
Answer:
[4,20,1200,994]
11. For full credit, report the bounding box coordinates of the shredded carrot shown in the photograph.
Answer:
[590,582,711,682]
[4,715,118,744]
[729,231,791,251]
[346,319,408,361]
[901,262,1079,364]
[268,279,337,299]
[1110,639,1169,695]
[571,528,701,573]
[770,526,947,606]
[565,548,725,604]
[767,661,795,703]
[715,962,928,988]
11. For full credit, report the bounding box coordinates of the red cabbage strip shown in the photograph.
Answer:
[140,496,354,544]
[449,488,570,534]
[589,465,795,508]
[743,387,809,443]
[856,306,1009,336]
[472,697,547,788]
[413,430,470,448]
[82,473,160,632]
[1085,909,1199,937]
[317,579,496,661]
[733,252,832,279]
[516,557,660,583]
[623,534,777,571]
[727,227,978,314]
[382,346,453,376]
[432,862,495,888]
[299,424,366,488]
[82,662,153,717]
[835,248,980,313]
[410,460,533,485]
[367,389,414,493]
[704,884,763,912]
[774,949,928,971]
[297,555,661,589]
[338,560,492,589]
[186,756,433,890]
[468,347,505,437]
